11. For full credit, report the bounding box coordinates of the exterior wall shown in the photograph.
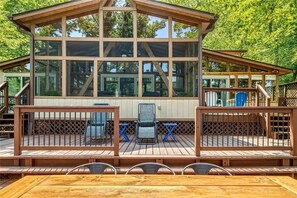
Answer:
[35,98,198,119]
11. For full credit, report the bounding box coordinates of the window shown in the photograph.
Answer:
[172,62,198,97]
[208,60,227,72]
[66,61,94,96]
[142,62,168,97]
[67,41,99,57]
[104,42,133,57]
[230,63,248,72]
[110,0,132,7]
[104,11,133,38]
[138,42,168,57]
[98,62,138,97]
[66,13,99,37]
[35,41,62,56]
[172,21,198,38]
[35,21,62,37]
[173,42,198,57]
[35,60,62,96]
[138,14,168,38]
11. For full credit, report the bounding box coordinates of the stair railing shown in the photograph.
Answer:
[15,82,30,105]
[256,84,271,107]
[0,81,9,114]
[256,84,272,137]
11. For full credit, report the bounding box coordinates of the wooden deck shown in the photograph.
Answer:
[0,135,291,157]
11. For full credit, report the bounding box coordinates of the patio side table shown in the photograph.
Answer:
[120,123,129,142]
[162,123,177,142]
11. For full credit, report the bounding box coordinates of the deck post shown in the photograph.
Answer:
[195,107,201,156]
[14,106,22,156]
[4,82,8,113]
[290,109,297,156]
[114,107,120,157]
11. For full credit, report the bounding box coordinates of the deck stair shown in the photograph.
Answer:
[0,113,15,138]
[270,114,290,139]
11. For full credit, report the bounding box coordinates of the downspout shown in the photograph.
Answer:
[198,22,216,106]
[9,17,35,105]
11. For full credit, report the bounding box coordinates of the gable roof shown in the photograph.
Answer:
[10,0,217,33]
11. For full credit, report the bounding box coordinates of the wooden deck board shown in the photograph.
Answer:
[0,135,292,158]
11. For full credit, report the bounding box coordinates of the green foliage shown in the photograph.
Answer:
[0,0,68,61]
[0,0,296,83]
[164,0,297,83]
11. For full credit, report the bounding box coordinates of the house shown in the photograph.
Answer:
[0,0,296,175]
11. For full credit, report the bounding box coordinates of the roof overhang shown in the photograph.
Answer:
[11,0,101,29]
[134,0,217,32]
[203,49,293,76]
[11,0,217,33]
[0,56,30,70]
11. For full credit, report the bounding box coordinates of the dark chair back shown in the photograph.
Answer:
[66,162,117,175]
[182,162,232,175]
[126,162,175,175]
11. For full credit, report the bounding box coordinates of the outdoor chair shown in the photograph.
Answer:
[205,92,223,106]
[182,162,232,175]
[125,162,175,175]
[135,103,158,144]
[84,103,110,144]
[66,162,117,175]
[235,92,248,106]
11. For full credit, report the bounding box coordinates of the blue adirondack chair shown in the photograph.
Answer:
[235,92,248,106]
[84,103,110,143]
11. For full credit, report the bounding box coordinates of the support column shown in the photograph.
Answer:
[198,33,203,106]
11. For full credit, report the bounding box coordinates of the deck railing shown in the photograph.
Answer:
[14,106,120,156]
[195,107,297,156]
[0,82,8,114]
[15,82,30,105]
[202,85,270,107]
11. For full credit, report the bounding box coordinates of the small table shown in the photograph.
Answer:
[119,123,129,142]
[163,123,177,142]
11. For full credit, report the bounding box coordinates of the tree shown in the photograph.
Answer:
[164,0,297,82]
[0,0,68,61]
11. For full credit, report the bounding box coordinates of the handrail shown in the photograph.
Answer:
[15,82,30,105]
[203,87,257,92]
[202,87,258,107]
[195,106,297,156]
[256,84,270,99]
[256,84,271,107]
[14,106,120,156]
[0,81,8,114]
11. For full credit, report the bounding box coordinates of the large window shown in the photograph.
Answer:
[172,21,198,38]
[138,42,168,57]
[35,60,62,96]
[138,14,168,38]
[173,42,198,57]
[104,42,133,57]
[104,11,133,38]
[35,41,62,56]
[35,21,62,37]
[173,62,198,97]
[98,62,138,97]
[142,62,168,97]
[66,61,94,96]
[66,13,99,37]
[208,60,227,72]
[67,41,99,57]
